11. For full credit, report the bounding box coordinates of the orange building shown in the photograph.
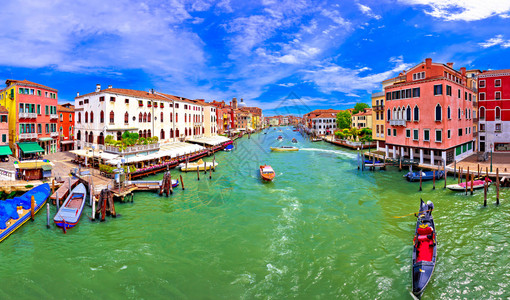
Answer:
[58,103,75,151]
[384,58,475,165]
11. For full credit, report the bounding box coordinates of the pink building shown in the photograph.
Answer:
[0,105,11,159]
[384,58,475,165]
[477,69,510,152]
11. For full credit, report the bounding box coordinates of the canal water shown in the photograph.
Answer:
[1,127,508,299]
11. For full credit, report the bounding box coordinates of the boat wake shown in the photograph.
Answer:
[300,148,357,158]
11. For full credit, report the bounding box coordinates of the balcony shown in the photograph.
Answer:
[50,114,58,120]
[389,119,407,126]
[18,112,37,119]
[104,143,160,155]
[19,133,38,139]
[50,132,59,137]
[373,105,385,111]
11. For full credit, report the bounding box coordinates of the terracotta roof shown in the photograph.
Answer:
[311,113,337,119]
[480,69,510,76]
[76,88,204,106]
[5,79,58,92]
[0,105,8,114]
[57,104,75,112]
[353,108,372,116]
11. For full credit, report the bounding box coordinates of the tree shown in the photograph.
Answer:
[352,102,370,114]
[336,111,352,129]
[359,127,372,137]
[349,127,359,140]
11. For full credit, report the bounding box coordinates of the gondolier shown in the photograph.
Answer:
[427,201,434,213]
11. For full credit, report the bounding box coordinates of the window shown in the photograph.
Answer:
[406,106,411,121]
[160,112,164,122]
[110,111,114,124]
[413,72,425,80]
[125,98,129,104]
[447,129,451,139]
[406,129,411,138]
[100,111,104,123]
[413,106,419,121]
[495,124,502,132]
[125,112,129,124]
[424,129,430,141]
[78,112,81,123]
[60,113,63,121]
[413,129,419,140]
[37,104,41,115]
[469,94,472,101]
[139,112,143,122]
[496,91,501,100]
[479,93,485,100]
[393,129,397,136]
[495,79,501,87]
[496,107,501,120]
[435,130,442,143]
[434,84,443,95]
[2,134,5,143]
[45,124,49,133]
[480,124,485,132]
[435,104,442,121]
[465,91,468,100]
[446,85,452,96]
[110,96,116,102]
[479,80,485,88]
[386,92,391,101]
[37,90,41,96]
[90,111,94,123]
[99,96,105,102]
[139,100,143,107]
[458,89,461,98]
[85,111,88,123]
[479,107,485,120]
[70,114,72,122]
[447,106,451,119]
[458,108,461,120]
[45,105,49,115]
[387,109,391,121]
[387,128,391,136]
[458,128,463,136]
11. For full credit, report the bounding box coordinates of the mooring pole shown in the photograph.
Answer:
[470,174,474,195]
[419,171,423,192]
[197,166,200,181]
[30,195,35,221]
[433,170,436,190]
[465,168,469,195]
[46,203,50,228]
[496,168,500,205]
[483,177,488,207]
[180,175,185,190]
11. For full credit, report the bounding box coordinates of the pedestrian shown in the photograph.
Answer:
[427,200,434,213]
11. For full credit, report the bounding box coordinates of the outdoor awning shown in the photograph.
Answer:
[60,140,75,144]
[41,164,52,171]
[17,142,45,154]
[0,145,12,156]
[39,137,53,142]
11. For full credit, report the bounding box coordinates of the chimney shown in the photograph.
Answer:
[460,67,466,76]
[95,84,101,92]
[76,92,80,97]
[108,85,112,89]
[446,62,454,68]
[425,58,432,69]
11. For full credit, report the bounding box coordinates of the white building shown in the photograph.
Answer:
[74,85,209,150]
[310,113,337,135]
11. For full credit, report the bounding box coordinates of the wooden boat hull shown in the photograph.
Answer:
[0,183,51,243]
[446,180,490,191]
[412,200,437,297]
[270,147,298,152]
[54,183,87,229]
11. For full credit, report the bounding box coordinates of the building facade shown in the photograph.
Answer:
[371,92,386,150]
[477,69,510,152]
[58,104,75,151]
[352,108,373,129]
[384,58,475,165]
[0,80,58,158]
[74,85,206,151]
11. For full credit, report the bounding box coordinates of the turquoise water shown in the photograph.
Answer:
[1,127,509,299]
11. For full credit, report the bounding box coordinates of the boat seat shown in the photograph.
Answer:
[417,226,433,235]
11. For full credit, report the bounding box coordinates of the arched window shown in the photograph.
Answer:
[414,106,419,121]
[85,111,88,123]
[479,107,485,120]
[77,130,81,141]
[89,132,94,144]
[139,112,143,122]
[170,128,174,138]
[495,106,501,120]
[447,106,451,119]
[147,129,151,138]
[78,112,81,123]
[393,108,397,120]
[161,112,163,122]
[98,132,104,145]
[185,113,187,123]
[90,111,94,123]
[100,110,104,123]
[117,131,122,141]
[110,111,114,123]
[84,131,88,142]
[69,126,72,136]
[148,113,151,122]
[139,130,142,137]
[176,128,179,137]
[435,104,442,121]
[60,113,63,122]
[125,112,129,124]
[406,106,411,121]
[143,113,147,123]
[160,129,165,140]
[387,109,391,121]
[170,113,173,122]
[143,130,147,138]
[69,113,72,122]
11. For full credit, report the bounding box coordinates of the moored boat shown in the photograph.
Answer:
[291,138,298,143]
[179,159,218,172]
[0,184,51,243]
[277,135,283,141]
[310,137,322,142]
[412,199,437,297]
[270,146,298,152]
[54,183,87,231]
[446,178,491,191]
[259,165,275,182]
[172,179,179,188]
[224,144,234,152]
[405,171,445,182]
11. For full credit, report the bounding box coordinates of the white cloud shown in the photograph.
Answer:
[357,3,382,20]
[479,35,510,48]
[278,83,296,87]
[321,9,351,26]
[400,0,510,21]
[303,57,413,95]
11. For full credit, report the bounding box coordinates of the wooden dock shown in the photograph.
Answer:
[50,178,79,204]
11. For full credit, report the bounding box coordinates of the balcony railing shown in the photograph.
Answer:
[50,114,58,120]
[389,119,407,126]
[105,143,160,155]
[19,133,38,139]
[50,132,59,137]
[373,105,384,111]
[19,112,37,119]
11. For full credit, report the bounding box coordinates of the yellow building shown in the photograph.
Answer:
[371,92,385,149]
[351,108,373,129]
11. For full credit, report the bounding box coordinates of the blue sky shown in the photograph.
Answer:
[0,0,509,116]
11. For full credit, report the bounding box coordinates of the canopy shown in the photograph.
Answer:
[0,145,12,156]
[39,137,53,142]
[104,142,205,165]
[70,149,119,161]
[17,142,44,154]
[14,161,52,170]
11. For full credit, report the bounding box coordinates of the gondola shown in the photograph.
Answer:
[412,199,437,297]
[54,183,87,231]
[446,177,491,191]
[405,170,444,182]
